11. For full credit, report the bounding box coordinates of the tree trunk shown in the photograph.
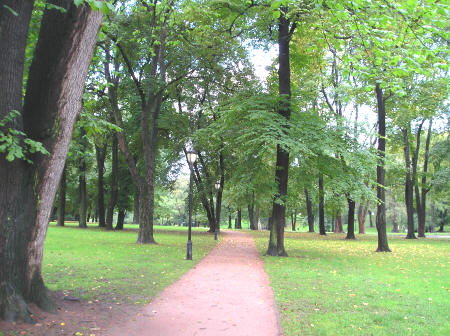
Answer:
[305,188,314,232]
[402,127,416,239]
[369,210,373,227]
[78,141,87,229]
[228,207,232,229]
[255,206,261,230]
[346,198,356,239]
[318,175,326,235]
[357,202,368,234]
[266,6,293,257]
[248,192,257,230]
[136,183,156,243]
[334,212,344,233]
[375,83,391,251]
[95,143,107,227]
[106,133,118,230]
[115,210,125,230]
[291,210,296,231]
[418,120,432,237]
[236,209,242,229]
[133,188,140,224]
[0,0,102,321]
[57,166,66,227]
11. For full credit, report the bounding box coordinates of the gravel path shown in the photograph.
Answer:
[107,230,282,336]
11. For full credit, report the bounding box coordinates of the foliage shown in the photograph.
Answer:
[0,110,49,162]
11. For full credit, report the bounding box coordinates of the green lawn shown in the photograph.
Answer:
[42,222,217,305]
[252,231,450,336]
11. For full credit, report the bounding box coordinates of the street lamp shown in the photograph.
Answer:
[186,150,197,260]
[214,180,220,240]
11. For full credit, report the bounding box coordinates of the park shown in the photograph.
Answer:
[0,0,449,335]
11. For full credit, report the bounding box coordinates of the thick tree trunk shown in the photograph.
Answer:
[115,210,125,230]
[318,175,326,235]
[334,212,344,233]
[57,166,66,227]
[95,143,107,227]
[248,204,256,230]
[137,183,156,243]
[346,198,356,239]
[375,84,391,251]
[305,188,314,232]
[0,0,102,321]
[402,127,416,239]
[267,6,293,257]
[133,188,140,224]
[357,202,368,234]
[106,133,118,230]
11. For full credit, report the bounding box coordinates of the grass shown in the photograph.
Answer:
[251,231,450,336]
[42,222,217,305]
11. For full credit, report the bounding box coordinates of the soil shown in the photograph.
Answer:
[1,231,281,336]
[0,291,139,336]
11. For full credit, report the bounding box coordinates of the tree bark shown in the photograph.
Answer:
[255,206,260,230]
[402,127,416,239]
[0,0,102,321]
[236,209,242,229]
[106,133,118,230]
[305,188,314,232]
[248,192,257,230]
[346,198,356,239]
[115,210,125,230]
[267,6,295,257]
[95,143,107,227]
[57,166,66,227]
[291,210,296,231]
[228,207,232,229]
[133,188,140,224]
[375,83,391,251]
[418,120,432,237]
[334,212,344,233]
[357,202,368,234]
[78,128,88,229]
[318,175,326,235]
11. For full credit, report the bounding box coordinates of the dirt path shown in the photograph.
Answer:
[107,230,282,336]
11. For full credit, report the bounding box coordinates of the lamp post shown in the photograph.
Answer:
[214,180,220,240]
[186,150,197,260]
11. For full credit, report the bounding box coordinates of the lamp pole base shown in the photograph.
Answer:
[186,240,192,260]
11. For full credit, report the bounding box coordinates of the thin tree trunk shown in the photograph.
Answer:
[133,188,140,224]
[78,142,87,229]
[57,166,66,227]
[248,192,257,230]
[369,210,373,227]
[0,0,102,321]
[305,188,315,232]
[318,175,326,235]
[255,206,260,230]
[95,143,107,227]
[267,6,294,257]
[418,120,432,237]
[291,210,296,231]
[402,127,416,239]
[346,198,356,239]
[115,210,125,230]
[375,83,391,251]
[228,207,232,229]
[236,209,242,229]
[106,133,118,230]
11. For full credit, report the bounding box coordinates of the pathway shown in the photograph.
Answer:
[107,231,281,336]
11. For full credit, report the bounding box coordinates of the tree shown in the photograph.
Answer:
[0,0,102,321]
